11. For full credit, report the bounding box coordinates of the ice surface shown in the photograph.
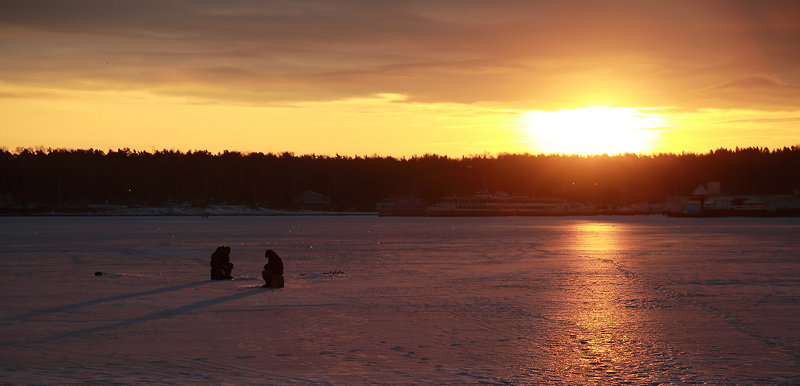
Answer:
[1,215,799,383]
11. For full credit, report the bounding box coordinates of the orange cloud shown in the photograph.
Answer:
[1,1,798,155]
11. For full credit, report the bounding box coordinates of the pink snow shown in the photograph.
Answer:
[1,216,799,383]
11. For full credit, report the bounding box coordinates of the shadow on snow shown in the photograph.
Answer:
[37,286,268,342]
[5,280,216,322]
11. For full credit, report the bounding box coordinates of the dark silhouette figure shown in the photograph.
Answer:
[210,246,233,280]
[262,249,284,288]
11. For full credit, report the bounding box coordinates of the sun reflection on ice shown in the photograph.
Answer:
[572,224,626,373]
[573,223,621,252]
[546,221,667,382]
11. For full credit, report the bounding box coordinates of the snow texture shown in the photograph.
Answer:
[1,215,799,384]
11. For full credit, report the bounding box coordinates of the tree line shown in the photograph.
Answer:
[1,147,799,212]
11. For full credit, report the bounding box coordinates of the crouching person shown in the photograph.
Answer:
[262,249,284,288]
[210,246,233,280]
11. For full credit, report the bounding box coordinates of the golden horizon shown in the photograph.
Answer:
[1,2,798,157]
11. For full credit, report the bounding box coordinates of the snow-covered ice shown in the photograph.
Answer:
[1,215,799,383]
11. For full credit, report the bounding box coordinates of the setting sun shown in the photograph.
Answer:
[2,1,798,157]
[520,106,667,155]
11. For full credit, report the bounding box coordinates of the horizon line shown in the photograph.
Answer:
[3,145,800,159]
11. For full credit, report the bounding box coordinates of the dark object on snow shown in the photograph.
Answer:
[210,246,233,280]
[263,249,284,275]
[94,271,103,276]
[263,274,284,288]
[261,249,284,288]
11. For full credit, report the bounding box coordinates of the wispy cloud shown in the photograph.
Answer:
[2,1,799,155]
[1,0,798,110]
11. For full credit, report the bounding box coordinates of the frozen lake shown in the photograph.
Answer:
[1,215,799,383]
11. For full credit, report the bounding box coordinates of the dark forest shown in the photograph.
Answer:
[1,147,799,213]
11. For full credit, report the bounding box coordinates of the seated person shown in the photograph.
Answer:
[262,249,284,288]
[210,246,233,280]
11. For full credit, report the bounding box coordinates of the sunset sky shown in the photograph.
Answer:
[1,0,799,157]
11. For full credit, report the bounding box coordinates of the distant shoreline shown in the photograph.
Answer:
[0,205,378,217]
[4,208,798,218]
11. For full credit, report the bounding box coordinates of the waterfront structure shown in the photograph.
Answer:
[425,191,570,216]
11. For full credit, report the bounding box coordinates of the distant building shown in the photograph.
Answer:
[671,182,800,217]
[690,184,711,199]
[376,195,426,216]
[683,184,711,214]
[425,191,568,216]
[292,190,331,210]
[768,193,800,213]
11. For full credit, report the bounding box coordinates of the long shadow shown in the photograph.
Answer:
[38,287,268,342]
[4,280,215,321]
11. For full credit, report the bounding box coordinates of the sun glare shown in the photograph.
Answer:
[520,106,666,155]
